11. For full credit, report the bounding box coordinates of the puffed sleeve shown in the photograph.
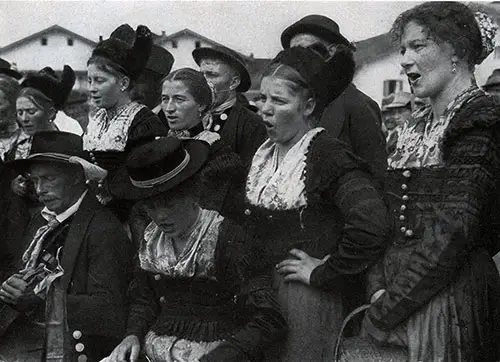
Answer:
[200,220,286,362]
[125,264,160,340]
[309,168,389,289]
[367,109,500,331]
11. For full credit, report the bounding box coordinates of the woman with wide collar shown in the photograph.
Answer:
[243,44,388,361]
[103,136,286,362]
[84,24,166,177]
[360,3,500,361]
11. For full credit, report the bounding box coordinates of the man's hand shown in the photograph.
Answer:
[276,249,330,285]
[105,335,141,362]
[0,274,41,311]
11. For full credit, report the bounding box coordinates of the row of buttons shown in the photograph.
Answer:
[72,330,87,362]
[399,170,414,238]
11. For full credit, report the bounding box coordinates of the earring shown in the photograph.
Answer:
[451,61,457,74]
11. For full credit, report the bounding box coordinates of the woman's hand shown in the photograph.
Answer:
[105,335,141,362]
[275,249,330,285]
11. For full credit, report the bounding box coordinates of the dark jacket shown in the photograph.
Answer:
[320,84,387,186]
[366,93,500,361]
[12,192,133,361]
[126,217,287,362]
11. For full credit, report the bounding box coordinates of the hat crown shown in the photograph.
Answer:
[29,131,87,159]
[0,57,22,79]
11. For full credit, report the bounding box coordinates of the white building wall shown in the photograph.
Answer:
[0,31,93,74]
[159,34,216,70]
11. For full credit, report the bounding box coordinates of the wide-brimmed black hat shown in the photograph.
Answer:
[192,45,251,92]
[21,65,75,109]
[111,136,210,200]
[281,15,354,50]
[269,44,354,116]
[91,24,153,80]
[484,69,500,89]
[6,131,88,174]
[0,58,22,80]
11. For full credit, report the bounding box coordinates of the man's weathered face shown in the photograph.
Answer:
[199,58,239,106]
[29,163,83,214]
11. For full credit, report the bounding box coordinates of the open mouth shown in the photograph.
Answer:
[407,72,421,84]
[262,120,273,128]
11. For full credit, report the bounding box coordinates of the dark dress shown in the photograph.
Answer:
[364,88,500,361]
[243,129,388,361]
[125,209,286,361]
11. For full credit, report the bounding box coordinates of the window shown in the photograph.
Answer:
[41,37,48,46]
[67,38,74,46]
[383,79,403,96]
[195,41,201,48]
[171,40,178,48]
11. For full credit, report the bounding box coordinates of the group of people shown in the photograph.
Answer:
[0,2,499,362]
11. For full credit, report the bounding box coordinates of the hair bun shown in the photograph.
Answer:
[473,12,497,64]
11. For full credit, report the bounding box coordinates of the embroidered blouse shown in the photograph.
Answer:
[246,127,323,210]
[389,86,483,169]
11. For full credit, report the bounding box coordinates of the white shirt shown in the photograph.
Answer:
[53,111,83,136]
[41,189,88,223]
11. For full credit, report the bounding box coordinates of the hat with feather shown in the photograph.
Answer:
[91,24,153,80]
[21,65,75,109]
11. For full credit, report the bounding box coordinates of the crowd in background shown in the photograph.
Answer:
[0,2,499,362]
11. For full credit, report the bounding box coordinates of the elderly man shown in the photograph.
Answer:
[0,132,132,362]
[192,45,267,169]
[381,91,413,155]
[281,15,387,185]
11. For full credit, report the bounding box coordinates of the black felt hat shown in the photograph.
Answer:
[109,24,174,77]
[0,58,22,80]
[281,15,354,50]
[192,45,251,92]
[7,131,88,173]
[91,24,153,80]
[110,136,210,200]
[484,69,500,89]
[21,65,75,109]
[270,44,355,115]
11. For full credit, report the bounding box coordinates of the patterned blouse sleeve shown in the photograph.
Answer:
[367,100,500,331]
[200,219,286,362]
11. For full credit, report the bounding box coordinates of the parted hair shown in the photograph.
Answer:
[162,68,213,112]
[391,2,483,68]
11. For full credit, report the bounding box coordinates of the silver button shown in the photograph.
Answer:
[405,229,414,237]
[399,215,406,221]
[72,330,82,340]
[402,170,411,178]
[159,296,166,303]
[214,124,221,132]
[244,209,251,216]
[402,195,409,201]
[220,113,228,121]
[85,180,90,185]
[401,184,408,190]
[154,274,161,281]
[75,342,85,352]
[267,215,273,220]
[400,205,407,211]
[77,355,87,362]
[400,226,406,233]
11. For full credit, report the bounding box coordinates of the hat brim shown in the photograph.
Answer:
[281,23,352,49]
[0,68,23,80]
[192,48,251,92]
[6,154,78,175]
[110,139,210,201]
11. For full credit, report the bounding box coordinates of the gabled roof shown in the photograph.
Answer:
[156,28,227,49]
[353,32,396,70]
[0,25,97,53]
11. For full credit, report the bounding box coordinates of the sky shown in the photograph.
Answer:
[0,1,421,58]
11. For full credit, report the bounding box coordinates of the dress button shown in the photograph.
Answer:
[405,229,414,237]
[401,184,408,190]
[214,124,221,132]
[72,330,82,340]
[267,215,273,220]
[399,215,406,221]
[244,209,251,216]
[402,170,411,178]
[402,195,409,201]
[400,205,407,211]
[154,274,161,281]
[75,342,85,352]
[400,226,406,233]
[85,180,90,185]
[220,113,228,121]
[77,355,87,362]
[159,296,166,303]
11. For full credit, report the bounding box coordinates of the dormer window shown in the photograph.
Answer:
[41,37,48,46]
[67,38,74,46]
[172,40,178,48]
[195,41,201,48]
